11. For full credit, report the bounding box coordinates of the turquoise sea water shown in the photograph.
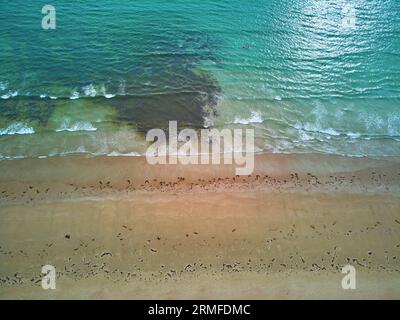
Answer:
[0,0,399,159]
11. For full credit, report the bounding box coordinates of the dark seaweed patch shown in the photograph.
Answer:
[0,31,222,133]
[108,79,220,132]
[0,97,56,127]
[105,30,222,131]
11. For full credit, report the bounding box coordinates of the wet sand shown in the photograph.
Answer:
[0,153,399,299]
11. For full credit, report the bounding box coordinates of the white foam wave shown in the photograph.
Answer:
[0,81,8,91]
[70,91,80,100]
[295,124,341,136]
[107,151,142,157]
[1,91,18,99]
[77,83,118,99]
[98,83,115,98]
[0,123,35,136]
[294,121,374,142]
[298,131,314,141]
[40,94,58,99]
[233,111,263,125]
[118,80,126,95]
[56,120,97,132]
[347,132,361,139]
[203,116,214,128]
[319,128,341,136]
[82,84,97,97]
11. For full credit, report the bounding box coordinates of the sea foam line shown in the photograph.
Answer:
[0,123,35,136]
[55,120,97,132]
[1,91,18,99]
[233,111,263,125]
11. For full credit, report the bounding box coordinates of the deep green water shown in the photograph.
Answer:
[0,0,399,158]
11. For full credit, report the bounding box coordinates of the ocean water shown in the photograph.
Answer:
[0,0,399,159]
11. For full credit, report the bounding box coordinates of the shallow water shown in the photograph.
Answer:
[1,0,399,159]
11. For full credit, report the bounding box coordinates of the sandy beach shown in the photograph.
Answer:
[0,153,399,299]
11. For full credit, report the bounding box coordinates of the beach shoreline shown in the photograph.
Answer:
[0,153,399,299]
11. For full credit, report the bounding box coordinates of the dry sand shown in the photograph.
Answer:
[0,153,399,299]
